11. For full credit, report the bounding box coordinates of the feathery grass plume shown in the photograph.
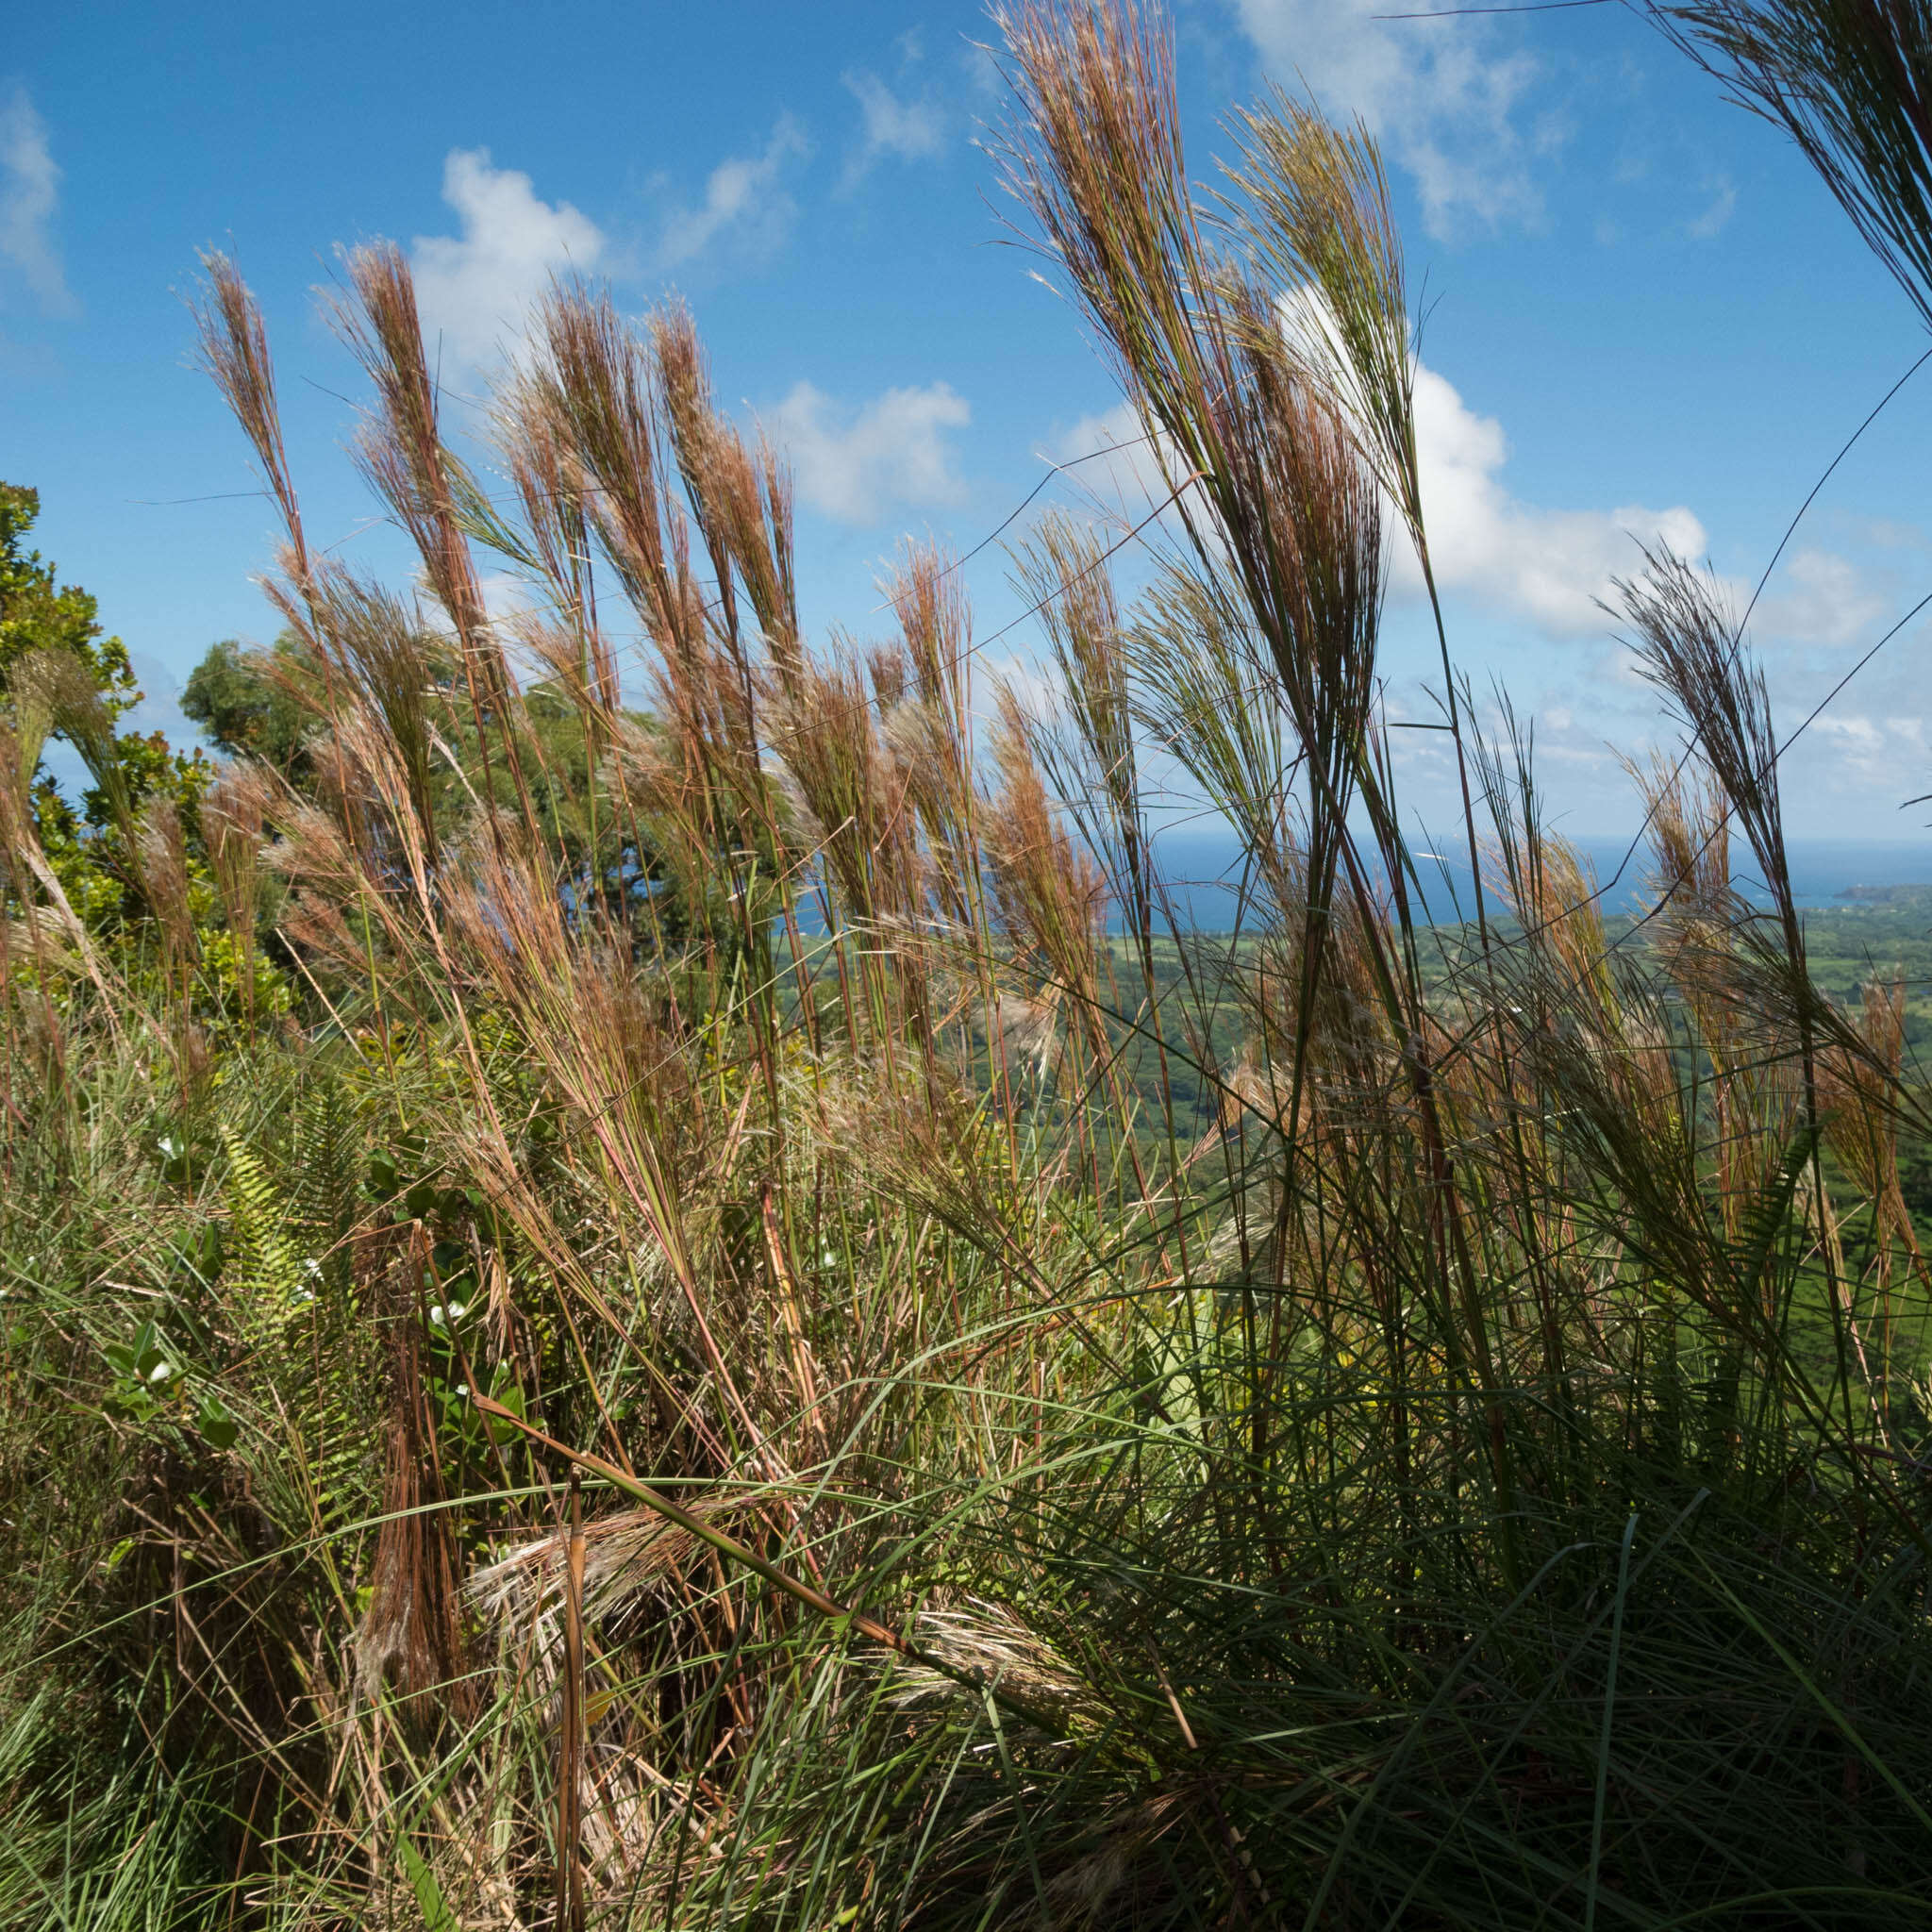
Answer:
[532,288,778,964]
[133,797,196,974]
[202,762,270,1023]
[1823,972,1930,1391]
[656,299,800,687]
[1472,691,1627,1036]
[646,314,795,1085]
[1618,563,1834,1237]
[985,680,1108,1050]
[990,3,1215,488]
[1006,515,1208,1222]
[331,242,533,818]
[26,645,136,847]
[881,542,982,925]
[192,254,315,590]
[1655,0,1932,330]
[438,831,736,1404]
[992,8,1395,948]
[776,643,920,931]
[1640,744,1734,924]
[2,649,58,803]
[1631,750,1761,1128]
[493,372,596,625]
[877,691,972,924]
[1238,92,1545,958]
[0,722,107,1041]
[1224,91,1500,945]
[530,279,699,662]
[1218,290,1386,809]
[1010,512,1151,947]
[191,258,375,769]
[305,563,445,865]
[1619,548,1794,923]
[1224,97,1418,546]
[1126,554,1295,891]
[493,378,622,738]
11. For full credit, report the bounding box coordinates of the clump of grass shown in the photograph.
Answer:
[2,4,1930,1927]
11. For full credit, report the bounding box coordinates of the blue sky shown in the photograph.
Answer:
[4,0,1930,847]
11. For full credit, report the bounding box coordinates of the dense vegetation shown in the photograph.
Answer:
[5,3,1932,1926]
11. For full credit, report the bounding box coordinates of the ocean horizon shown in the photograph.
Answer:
[1137,831,1932,933]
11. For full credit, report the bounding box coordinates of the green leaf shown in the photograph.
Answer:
[195,1393,239,1451]
[396,1833,458,1932]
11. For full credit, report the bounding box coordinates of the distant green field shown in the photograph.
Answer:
[1079,888,1932,1178]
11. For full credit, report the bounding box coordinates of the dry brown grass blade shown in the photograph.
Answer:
[470,1395,1071,1734]
[558,1468,586,1932]
[357,1240,472,1719]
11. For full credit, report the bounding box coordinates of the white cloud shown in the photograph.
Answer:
[0,85,74,314]
[1794,711,1929,794]
[1057,371,1705,639]
[769,379,971,525]
[411,148,603,369]
[843,71,948,184]
[1405,361,1706,635]
[658,115,808,268]
[1755,547,1891,649]
[1047,400,1174,519]
[1686,174,1738,240]
[1228,0,1548,236]
[1851,516,1930,552]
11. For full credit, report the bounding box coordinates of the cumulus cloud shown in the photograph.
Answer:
[1754,547,1892,649]
[410,149,603,368]
[769,379,971,525]
[1051,374,1703,640]
[843,71,948,184]
[1404,362,1706,634]
[1790,709,1930,798]
[1228,0,1549,236]
[1047,400,1174,516]
[0,84,74,313]
[658,115,808,268]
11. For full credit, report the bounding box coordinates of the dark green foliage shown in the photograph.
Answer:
[180,633,318,776]
[0,481,138,711]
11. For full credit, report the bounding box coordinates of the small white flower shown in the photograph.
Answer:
[148,1361,175,1384]
[453,1385,469,1400]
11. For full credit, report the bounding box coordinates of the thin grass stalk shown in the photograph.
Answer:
[558,1468,585,1932]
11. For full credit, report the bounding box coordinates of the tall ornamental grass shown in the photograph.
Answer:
[3,3,1932,1924]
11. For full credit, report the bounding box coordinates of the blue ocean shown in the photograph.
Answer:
[1139,831,1932,933]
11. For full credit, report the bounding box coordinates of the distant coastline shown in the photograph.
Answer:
[1141,831,1932,932]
